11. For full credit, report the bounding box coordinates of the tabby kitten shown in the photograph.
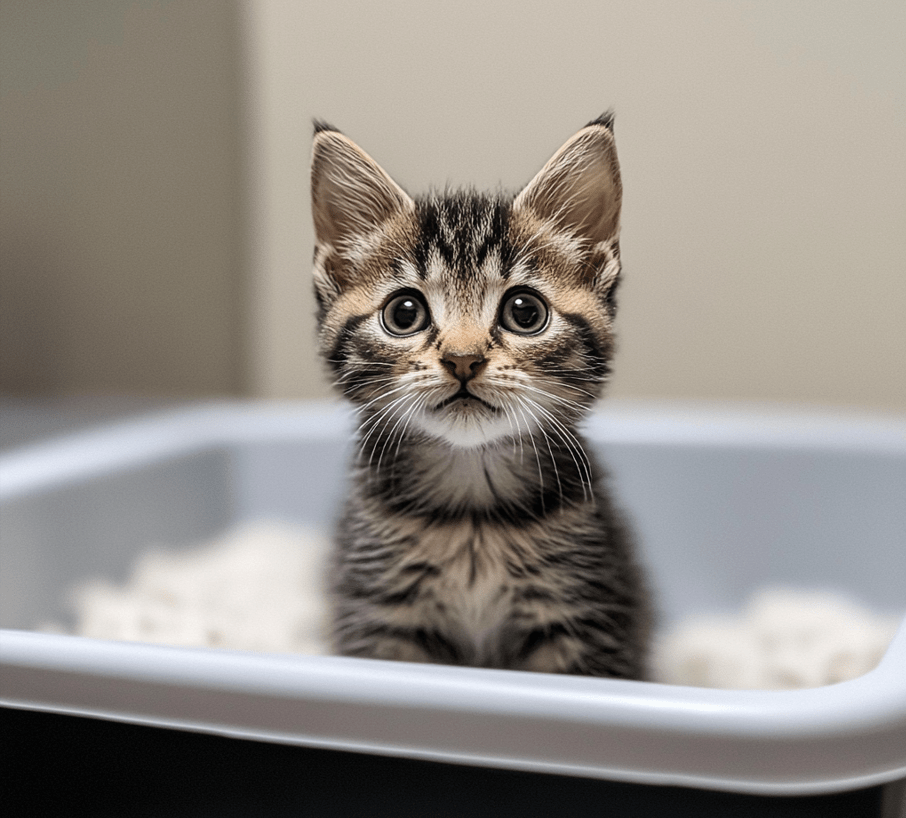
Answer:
[311,115,651,678]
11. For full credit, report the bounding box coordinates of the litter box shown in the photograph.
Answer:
[1,401,905,816]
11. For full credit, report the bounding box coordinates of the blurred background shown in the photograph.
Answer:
[2,0,904,412]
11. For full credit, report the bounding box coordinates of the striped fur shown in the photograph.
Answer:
[311,117,652,677]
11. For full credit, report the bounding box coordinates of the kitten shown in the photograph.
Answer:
[310,115,651,678]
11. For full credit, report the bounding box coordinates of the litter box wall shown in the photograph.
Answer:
[1,401,905,804]
[0,449,233,631]
[0,409,356,632]
[597,434,906,623]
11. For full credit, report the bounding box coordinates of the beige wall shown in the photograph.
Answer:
[3,1,904,411]
[0,0,245,396]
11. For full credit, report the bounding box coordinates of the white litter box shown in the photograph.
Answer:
[1,401,905,816]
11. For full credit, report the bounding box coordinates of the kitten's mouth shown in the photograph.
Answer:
[436,389,497,413]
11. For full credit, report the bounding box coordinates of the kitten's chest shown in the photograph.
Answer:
[388,516,539,649]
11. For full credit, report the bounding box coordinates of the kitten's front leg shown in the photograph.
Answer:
[332,611,465,666]
[502,615,646,679]
[509,628,586,675]
[335,630,435,664]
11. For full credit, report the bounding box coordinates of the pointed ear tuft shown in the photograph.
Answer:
[586,110,615,132]
[310,130,414,250]
[313,119,340,135]
[513,119,622,246]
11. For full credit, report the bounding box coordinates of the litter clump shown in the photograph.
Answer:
[68,522,331,656]
[60,522,900,689]
[654,587,900,689]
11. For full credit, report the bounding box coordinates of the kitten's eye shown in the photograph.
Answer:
[381,292,430,336]
[500,290,549,335]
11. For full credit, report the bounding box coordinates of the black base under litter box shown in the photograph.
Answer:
[2,707,886,818]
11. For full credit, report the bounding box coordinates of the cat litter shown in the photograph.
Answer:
[2,401,905,807]
[61,522,330,657]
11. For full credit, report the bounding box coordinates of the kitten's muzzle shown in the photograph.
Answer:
[435,388,497,412]
[437,353,496,411]
[441,353,487,383]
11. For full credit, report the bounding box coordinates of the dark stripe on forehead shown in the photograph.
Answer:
[412,205,454,270]
[474,198,511,273]
[413,190,513,280]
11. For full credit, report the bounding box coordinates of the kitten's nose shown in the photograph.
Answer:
[442,353,486,383]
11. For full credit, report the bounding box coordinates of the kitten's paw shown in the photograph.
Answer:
[338,635,435,665]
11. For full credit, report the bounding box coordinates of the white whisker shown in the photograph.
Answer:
[512,399,545,512]
[521,395,594,502]
[518,396,563,504]
[376,393,422,474]
[391,391,430,461]
[358,393,416,467]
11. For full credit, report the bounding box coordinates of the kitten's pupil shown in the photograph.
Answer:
[395,299,418,328]
[512,297,538,327]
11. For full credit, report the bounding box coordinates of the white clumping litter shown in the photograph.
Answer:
[654,587,901,689]
[69,522,332,655]
[63,522,901,688]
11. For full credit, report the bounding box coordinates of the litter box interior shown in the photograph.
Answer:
[2,429,904,638]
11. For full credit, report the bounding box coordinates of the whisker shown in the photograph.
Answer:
[391,391,430,462]
[326,359,399,369]
[500,402,526,466]
[358,393,415,465]
[512,399,545,513]
[486,377,589,420]
[376,393,422,474]
[521,396,594,502]
[355,382,414,415]
[332,374,401,392]
[533,378,601,400]
[516,381,585,410]
[519,390,590,457]
[518,397,563,504]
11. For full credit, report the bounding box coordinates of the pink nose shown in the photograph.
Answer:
[442,353,486,382]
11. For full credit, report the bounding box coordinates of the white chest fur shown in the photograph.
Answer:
[414,444,528,512]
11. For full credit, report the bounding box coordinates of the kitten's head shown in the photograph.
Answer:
[311,116,623,449]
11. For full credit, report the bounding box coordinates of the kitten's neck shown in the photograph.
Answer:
[356,429,596,518]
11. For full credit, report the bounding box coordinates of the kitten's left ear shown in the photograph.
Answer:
[311,125,415,251]
[514,114,622,247]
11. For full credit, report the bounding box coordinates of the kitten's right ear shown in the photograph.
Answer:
[513,115,622,247]
[310,126,414,251]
